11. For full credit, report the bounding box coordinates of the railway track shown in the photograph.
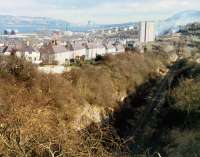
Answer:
[123,59,192,144]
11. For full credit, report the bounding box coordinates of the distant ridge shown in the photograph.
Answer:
[0,10,200,34]
[0,15,135,33]
[0,15,70,33]
[157,10,200,35]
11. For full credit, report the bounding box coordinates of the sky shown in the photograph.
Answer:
[0,0,200,24]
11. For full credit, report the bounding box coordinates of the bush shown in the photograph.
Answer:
[64,53,164,108]
[0,56,37,82]
[0,53,166,156]
[172,78,200,113]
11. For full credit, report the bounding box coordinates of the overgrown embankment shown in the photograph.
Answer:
[1,53,199,157]
[0,53,165,156]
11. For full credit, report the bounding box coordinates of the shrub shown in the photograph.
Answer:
[0,53,166,156]
[0,56,37,84]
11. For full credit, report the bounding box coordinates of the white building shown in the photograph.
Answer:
[86,42,106,59]
[139,21,156,43]
[40,43,74,65]
[64,31,73,36]
[22,46,41,64]
[53,45,74,65]
[128,26,134,30]
[71,42,87,59]
[104,43,117,54]
[1,44,42,64]
[115,44,125,53]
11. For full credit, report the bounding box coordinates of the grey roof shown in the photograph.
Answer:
[115,44,124,50]
[3,45,15,53]
[0,47,5,53]
[65,43,73,51]
[104,43,115,49]
[86,42,105,49]
[39,43,55,55]
[22,46,36,53]
[71,42,86,50]
[52,45,67,53]
[39,43,69,54]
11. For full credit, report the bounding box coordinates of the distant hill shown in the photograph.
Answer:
[0,10,200,34]
[0,15,71,33]
[0,15,135,33]
[157,10,200,35]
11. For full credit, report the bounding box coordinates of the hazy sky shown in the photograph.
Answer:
[0,0,200,24]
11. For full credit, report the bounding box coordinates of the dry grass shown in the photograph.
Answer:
[0,53,165,156]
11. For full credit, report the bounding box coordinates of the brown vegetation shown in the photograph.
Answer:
[0,53,165,156]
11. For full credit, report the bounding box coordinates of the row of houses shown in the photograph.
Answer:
[0,40,125,65]
[40,40,125,64]
[0,42,42,64]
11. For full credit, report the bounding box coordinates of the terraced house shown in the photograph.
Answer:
[39,41,74,65]
[86,42,106,60]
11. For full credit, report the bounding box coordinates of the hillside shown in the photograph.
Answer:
[157,10,200,35]
[0,15,70,33]
[0,53,165,156]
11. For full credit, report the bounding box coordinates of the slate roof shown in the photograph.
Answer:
[0,47,5,53]
[2,45,16,53]
[52,45,67,53]
[104,43,115,49]
[39,43,54,54]
[71,42,86,50]
[115,44,125,50]
[86,42,105,49]
[22,46,36,53]
[39,43,69,54]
